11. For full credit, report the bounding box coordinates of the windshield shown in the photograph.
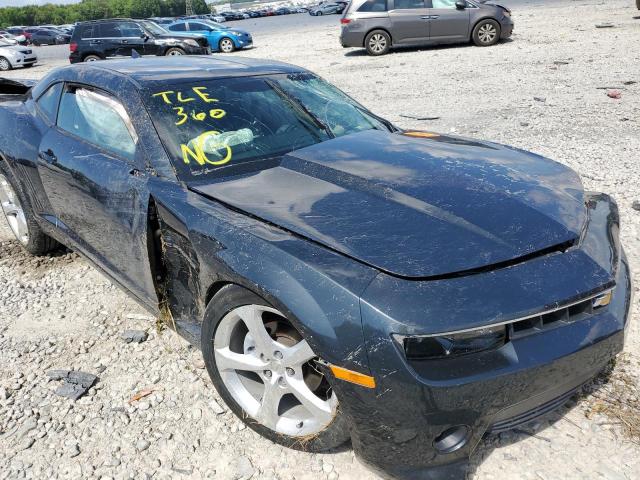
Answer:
[141,21,168,36]
[145,73,390,179]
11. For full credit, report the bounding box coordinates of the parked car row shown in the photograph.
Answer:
[69,18,253,63]
[309,2,348,15]
[4,25,73,45]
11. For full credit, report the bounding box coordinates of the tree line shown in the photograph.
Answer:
[0,0,210,27]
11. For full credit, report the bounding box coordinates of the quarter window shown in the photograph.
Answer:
[57,87,137,161]
[169,23,186,32]
[358,0,388,11]
[188,22,208,31]
[79,24,96,39]
[394,0,424,8]
[36,82,63,124]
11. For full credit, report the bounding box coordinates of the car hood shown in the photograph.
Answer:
[191,129,586,278]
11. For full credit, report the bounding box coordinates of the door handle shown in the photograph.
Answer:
[122,40,129,44]
[38,149,57,164]
[430,15,439,19]
[421,15,430,19]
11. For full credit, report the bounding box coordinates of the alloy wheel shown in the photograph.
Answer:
[369,34,387,54]
[0,174,29,245]
[478,23,497,44]
[214,304,337,436]
[167,49,183,56]
[0,58,10,71]
[220,39,234,53]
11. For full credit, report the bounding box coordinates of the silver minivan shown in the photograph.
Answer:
[340,0,513,55]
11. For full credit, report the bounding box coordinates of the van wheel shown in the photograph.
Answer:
[165,48,185,56]
[0,57,12,71]
[83,54,102,62]
[365,30,390,56]
[472,19,501,46]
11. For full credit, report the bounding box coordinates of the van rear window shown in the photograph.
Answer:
[358,0,388,11]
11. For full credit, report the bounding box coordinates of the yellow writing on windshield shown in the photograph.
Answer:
[153,86,218,105]
[153,87,226,126]
[180,131,232,166]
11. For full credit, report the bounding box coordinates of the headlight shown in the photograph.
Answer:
[184,39,199,47]
[503,9,511,17]
[394,325,507,360]
[230,31,243,36]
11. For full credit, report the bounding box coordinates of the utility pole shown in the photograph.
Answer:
[185,0,194,16]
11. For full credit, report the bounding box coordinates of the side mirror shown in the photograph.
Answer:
[455,0,467,8]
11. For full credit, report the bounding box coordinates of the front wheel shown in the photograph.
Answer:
[165,47,185,56]
[0,169,57,255]
[365,30,391,56]
[218,38,235,53]
[201,285,350,452]
[472,19,501,47]
[0,57,12,71]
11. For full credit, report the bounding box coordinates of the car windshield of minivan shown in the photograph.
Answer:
[145,73,389,179]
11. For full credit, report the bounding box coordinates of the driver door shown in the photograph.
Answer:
[36,84,157,307]
[428,0,470,41]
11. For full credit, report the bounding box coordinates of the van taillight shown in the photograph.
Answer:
[70,42,77,53]
[340,18,351,24]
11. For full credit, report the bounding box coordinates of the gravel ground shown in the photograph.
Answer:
[1,1,640,479]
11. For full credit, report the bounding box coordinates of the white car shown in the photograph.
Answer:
[0,33,25,45]
[212,15,226,22]
[0,40,37,71]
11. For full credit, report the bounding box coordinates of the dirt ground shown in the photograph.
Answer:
[1,1,639,479]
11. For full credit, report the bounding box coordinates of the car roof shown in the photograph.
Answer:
[69,56,305,88]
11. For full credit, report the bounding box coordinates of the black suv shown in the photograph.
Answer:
[69,18,210,63]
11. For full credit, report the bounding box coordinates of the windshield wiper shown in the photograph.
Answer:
[265,80,335,139]
[351,103,398,133]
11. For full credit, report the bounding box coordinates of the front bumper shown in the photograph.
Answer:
[235,34,253,49]
[6,53,37,68]
[500,15,514,39]
[327,194,632,479]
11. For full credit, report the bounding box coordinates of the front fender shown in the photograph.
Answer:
[149,178,377,375]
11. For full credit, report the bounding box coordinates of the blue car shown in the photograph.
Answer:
[167,19,252,53]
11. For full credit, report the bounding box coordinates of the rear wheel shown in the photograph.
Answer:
[165,47,185,56]
[202,285,350,451]
[83,54,102,62]
[0,57,12,71]
[472,19,501,46]
[365,30,391,56]
[0,169,57,255]
[218,38,235,53]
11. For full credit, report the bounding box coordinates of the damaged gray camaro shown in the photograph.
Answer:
[0,58,632,479]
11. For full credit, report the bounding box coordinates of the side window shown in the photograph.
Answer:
[188,22,208,30]
[80,25,95,39]
[431,0,459,7]
[358,0,388,11]
[57,87,137,161]
[170,23,186,32]
[36,82,63,124]
[99,23,122,38]
[394,0,425,8]
[120,22,144,37]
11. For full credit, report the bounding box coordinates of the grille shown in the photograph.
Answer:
[20,49,32,54]
[509,297,597,339]
[488,386,581,434]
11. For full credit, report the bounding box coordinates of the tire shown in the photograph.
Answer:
[201,284,350,452]
[218,38,235,53]
[0,57,12,71]
[472,19,501,47]
[365,30,391,56]
[0,164,58,255]
[83,54,102,62]
[165,47,185,56]
[318,11,323,16]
